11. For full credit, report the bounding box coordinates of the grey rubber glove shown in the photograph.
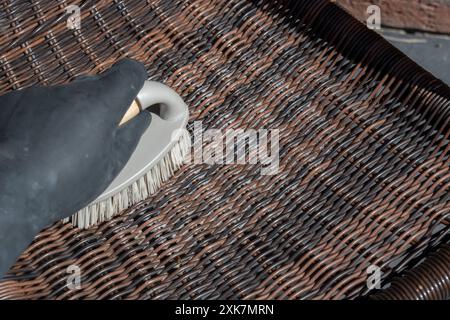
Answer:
[0,58,151,277]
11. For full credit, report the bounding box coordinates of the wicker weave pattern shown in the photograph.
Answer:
[0,0,449,299]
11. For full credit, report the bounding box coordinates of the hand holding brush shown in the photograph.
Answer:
[0,59,151,277]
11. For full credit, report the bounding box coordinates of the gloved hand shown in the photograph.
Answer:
[0,58,151,277]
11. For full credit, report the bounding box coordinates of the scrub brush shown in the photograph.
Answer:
[63,81,190,229]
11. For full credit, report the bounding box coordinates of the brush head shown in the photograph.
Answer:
[63,81,190,229]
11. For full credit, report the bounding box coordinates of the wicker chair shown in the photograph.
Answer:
[0,0,448,299]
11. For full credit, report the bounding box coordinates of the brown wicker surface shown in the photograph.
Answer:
[0,0,449,299]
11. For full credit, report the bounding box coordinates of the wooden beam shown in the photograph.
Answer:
[334,0,450,34]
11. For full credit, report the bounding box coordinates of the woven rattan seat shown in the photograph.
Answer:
[0,0,449,299]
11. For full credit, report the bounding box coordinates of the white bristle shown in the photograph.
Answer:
[63,130,191,229]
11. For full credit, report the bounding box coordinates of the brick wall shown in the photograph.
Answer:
[334,0,450,34]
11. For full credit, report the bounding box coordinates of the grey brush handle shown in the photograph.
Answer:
[120,81,186,125]
[89,80,189,205]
